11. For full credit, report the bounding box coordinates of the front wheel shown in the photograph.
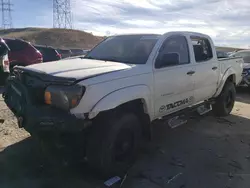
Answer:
[86,113,142,177]
[212,81,236,116]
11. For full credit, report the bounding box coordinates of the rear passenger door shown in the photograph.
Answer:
[191,36,219,103]
[153,35,196,118]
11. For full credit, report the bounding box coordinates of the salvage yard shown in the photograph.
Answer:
[1,87,250,188]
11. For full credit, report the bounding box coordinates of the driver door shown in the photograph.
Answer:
[153,35,195,118]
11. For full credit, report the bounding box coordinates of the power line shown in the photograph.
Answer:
[1,0,13,29]
[53,0,73,29]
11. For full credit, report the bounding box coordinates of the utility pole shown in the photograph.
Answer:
[1,0,13,29]
[53,0,72,29]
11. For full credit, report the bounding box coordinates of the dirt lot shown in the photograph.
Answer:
[1,87,250,188]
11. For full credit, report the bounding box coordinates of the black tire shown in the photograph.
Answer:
[86,112,142,177]
[212,81,236,116]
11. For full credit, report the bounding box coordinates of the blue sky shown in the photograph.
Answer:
[13,0,53,27]
[11,0,250,48]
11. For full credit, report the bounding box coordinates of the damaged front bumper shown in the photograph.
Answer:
[2,76,91,134]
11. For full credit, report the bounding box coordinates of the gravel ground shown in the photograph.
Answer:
[1,87,250,188]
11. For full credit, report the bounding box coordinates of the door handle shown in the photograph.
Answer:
[187,71,195,75]
[212,66,218,70]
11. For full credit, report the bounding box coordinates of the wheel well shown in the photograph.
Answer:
[97,99,152,140]
[117,99,151,140]
[226,74,236,85]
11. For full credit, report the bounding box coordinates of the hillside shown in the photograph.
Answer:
[0,27,104,49]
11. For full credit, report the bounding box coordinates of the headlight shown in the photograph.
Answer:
[44,85,85,110]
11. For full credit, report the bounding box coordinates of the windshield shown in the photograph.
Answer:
[84,35,160,64]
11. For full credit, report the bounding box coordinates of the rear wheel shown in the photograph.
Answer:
[212,81,236,116]
[86,112,142,177]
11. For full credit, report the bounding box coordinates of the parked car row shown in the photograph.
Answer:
[0,37,91,85]
[57,48,89,58]
[229,50,250,88]
[3,38,89,68]
[4,38,43,70]
[34,45,61,62]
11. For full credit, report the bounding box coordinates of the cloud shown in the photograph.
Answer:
[72,0,250,48]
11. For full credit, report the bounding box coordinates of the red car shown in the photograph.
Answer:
[4,38,43,70]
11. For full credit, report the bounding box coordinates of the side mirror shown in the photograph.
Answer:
[156,52,180,68]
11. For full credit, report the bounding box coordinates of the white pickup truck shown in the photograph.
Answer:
[3,31,243,176]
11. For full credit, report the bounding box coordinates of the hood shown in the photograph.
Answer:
[25,58,132,79]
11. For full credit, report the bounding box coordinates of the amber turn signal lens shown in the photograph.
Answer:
[71,98,78,108]
[44,91,52,104]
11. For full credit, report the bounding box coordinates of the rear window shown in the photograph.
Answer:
[217,51,228,58]
[44,48,56,55]
[5,40,27,51]
[60,50,71,54]
[36,47,57,56]
[71,49,82,53]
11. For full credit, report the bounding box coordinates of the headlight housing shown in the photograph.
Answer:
[44,84,85,110]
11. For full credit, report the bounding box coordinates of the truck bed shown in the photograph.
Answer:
[218,56,243,86]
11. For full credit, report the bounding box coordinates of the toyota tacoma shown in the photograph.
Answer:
[3,31,243,176]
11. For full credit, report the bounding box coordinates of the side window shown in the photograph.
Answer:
[155,35,189,68]
[191,36,213,62]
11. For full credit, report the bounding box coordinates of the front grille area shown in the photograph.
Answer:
[23,75,46,104]
[11,70,46,105]
[10,67,78,106]
[4,79,28,116]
